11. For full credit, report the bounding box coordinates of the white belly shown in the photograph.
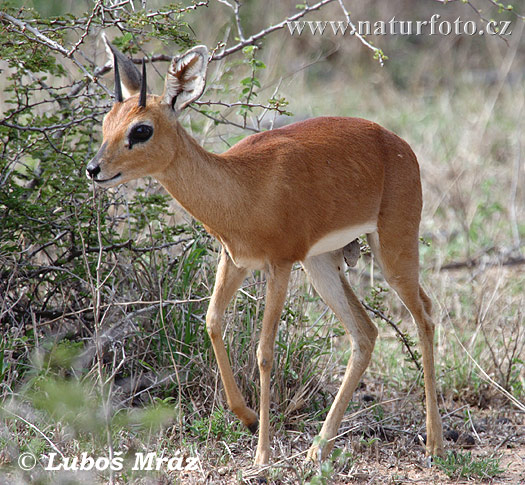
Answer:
[306,222,377,258]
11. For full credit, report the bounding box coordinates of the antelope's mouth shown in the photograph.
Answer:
[93,172,122,186]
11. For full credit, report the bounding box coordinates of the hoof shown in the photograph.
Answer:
[419,434,444,458]
[306,444,321,463]
[429,446,445,459]
[306,436,334,463]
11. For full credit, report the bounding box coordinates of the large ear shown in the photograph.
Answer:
[163,45,208,113]
[102,33,142,98]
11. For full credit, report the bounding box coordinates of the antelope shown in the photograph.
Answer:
[86,42,444,465]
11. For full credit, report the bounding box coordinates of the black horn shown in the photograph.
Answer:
[113,53,123,103]
[138,58,147,108]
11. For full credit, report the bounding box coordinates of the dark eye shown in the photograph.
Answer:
[129,124,153,147]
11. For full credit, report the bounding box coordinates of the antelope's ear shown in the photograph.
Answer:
[162,45,208,113]
[102,33,142,98]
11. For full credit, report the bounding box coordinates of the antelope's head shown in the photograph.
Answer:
[86,41,208,187]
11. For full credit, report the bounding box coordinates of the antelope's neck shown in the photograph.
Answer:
[154,123,242,239]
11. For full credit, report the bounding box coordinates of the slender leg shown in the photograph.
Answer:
[394,283,443,456]
[206,248,258,431]
[302,251,378,461]
[414,287,443,456]
[254,263,292,465]
[368,231,444,457]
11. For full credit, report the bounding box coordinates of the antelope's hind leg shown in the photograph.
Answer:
[368,230,444,457]
[302,250,378,462]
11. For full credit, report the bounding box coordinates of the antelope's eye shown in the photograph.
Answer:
[129,124,153,147]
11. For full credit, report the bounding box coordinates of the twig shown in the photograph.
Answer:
[212,0,337,60]
[91,181,116,484]
[445,311,525,413]
[22,231,68,259]
[217,0,245,41]
[35,296,212,327]
[1,407,65,459]
[336,0,386,65]
[257,78,284,130]
[193,106,260,132]
[491,431,518,456]
[432,0,524,41]
[63,238,190,259]
[362,301,422,372]
[157,274,184,450]
[195,99,290,115]
[67,0,103,56]
[484,0,525,19]
[0,12,68,56]
[144,1,209,17]
[117,372,181,405]
[0,115,102,133]
[465,407,482,443]
[440,255,525,271]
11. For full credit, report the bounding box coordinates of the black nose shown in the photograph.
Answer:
[86,164,101,179]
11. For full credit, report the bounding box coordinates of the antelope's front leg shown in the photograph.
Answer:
[206,248,258,431]
[254,263,292,465]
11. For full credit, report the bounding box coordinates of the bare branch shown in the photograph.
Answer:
[212,0,337,61]
[217,0,246,41]
[192,106,260,132]
[0,114,103,133]
[195,99,290,115]
[144,1,209,17]
[337,0,386,65]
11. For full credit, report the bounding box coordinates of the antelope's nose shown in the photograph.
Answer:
[86,163,101,179]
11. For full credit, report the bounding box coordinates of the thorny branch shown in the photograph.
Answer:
[192,106,260,132]
[362,301,423,372]
[0,11,113,97]
[67,0,104,56]
[0,11,69,56]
